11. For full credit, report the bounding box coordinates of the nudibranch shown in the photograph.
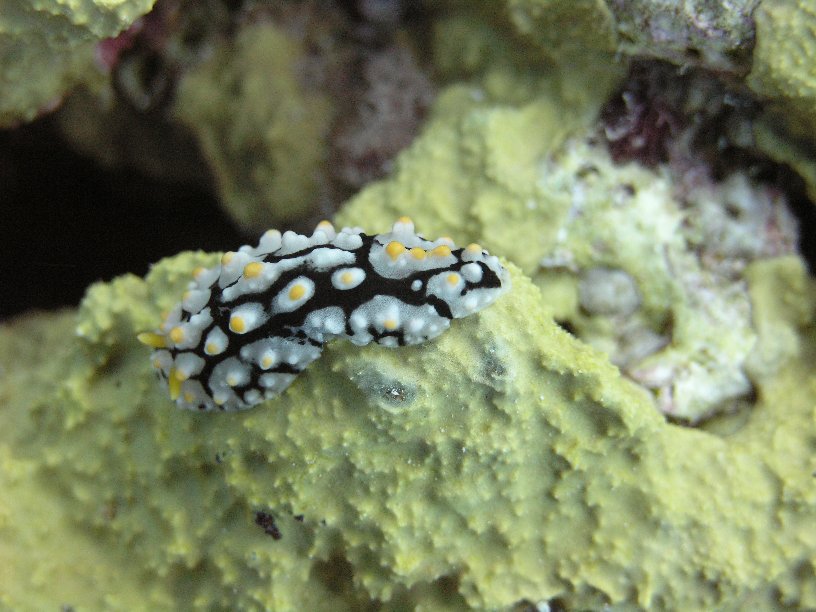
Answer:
[138,217,509,411]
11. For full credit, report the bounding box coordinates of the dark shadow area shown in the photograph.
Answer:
[0,117,245,319]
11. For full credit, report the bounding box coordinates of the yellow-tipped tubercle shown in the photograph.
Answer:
[409,247,426,260]
[168,369,182,400]
[169,326,185,344]
[137,332,167,349]
[289,284,306,300]
[386,241,406,260]
[243,262,264,278]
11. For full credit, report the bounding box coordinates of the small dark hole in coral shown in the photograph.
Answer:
[658,311,675,339]
[750,160,816,272]
[311,553,356,595]
[113,49,175,113]
[547,598,570,612]
[254,511,282,540]
[554,319,577,336]
[576,163,599,178]
[723,201,742,218]
[684,46,702,60]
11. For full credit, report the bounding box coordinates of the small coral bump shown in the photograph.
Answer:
[386,241,406,260]
[243,262,264,279]
[447,273,461,286]
[431,245,452,258]
[465,243,482,254]
[221,251,236,265]
[192,266,207,279]
[316,220,334,232]
[383,318,399,330]
[137,332,167,348]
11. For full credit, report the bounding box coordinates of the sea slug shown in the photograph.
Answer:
[138,217,509,411]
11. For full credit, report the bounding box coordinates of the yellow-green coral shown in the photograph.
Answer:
[2,242,816,609]
[0,311,178,610]
[174,22,333,231]
[748,0,816,204]
[3,2,816,609]
[340,82,802,422]
[0,0,156,126]
[432,1,624,108]
[748,0,816,141]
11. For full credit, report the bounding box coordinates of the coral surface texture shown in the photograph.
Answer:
[2,1,816,610]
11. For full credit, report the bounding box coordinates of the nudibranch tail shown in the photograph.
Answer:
[138,217,509,411]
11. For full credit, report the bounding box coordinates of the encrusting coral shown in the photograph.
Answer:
[173,21,334,230]
[748,0,816,203]
[3,0,816,610]
[0,0,157,126]
[2,233,816,609]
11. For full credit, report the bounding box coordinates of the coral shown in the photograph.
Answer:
[53,1,438,234]
[173,21,334,231]
[1,241,815,609]
[436,1,626,106]
[3,1,816,610]
[753,114,816,206]
[747,0,816,202]
[748,0,816,140]
[0,311,177,610]
[606,0,758,73]
[0,0,156,126]
[341,69,800,423]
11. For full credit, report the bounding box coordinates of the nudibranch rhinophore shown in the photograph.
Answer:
[138,217,510,411]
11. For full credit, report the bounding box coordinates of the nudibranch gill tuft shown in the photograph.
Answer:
[138,218,510,411]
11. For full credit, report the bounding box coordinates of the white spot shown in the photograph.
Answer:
[244,389,262,405]
[331,267,366,290]
[304,306,346,340]
[257,229,282,254]
[461,262,483,283]
[182,289,210,313]
[280,230,309,254]
[273,277,316,313]
[174,352,205,379]
[229,302,267,334]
